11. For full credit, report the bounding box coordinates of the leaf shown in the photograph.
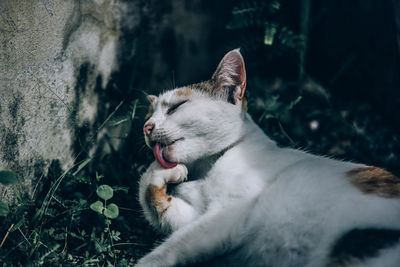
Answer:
[83,258,100,265]
[103,203,119,219]
[271,1,281,11]
[96,185,113,201]
[110,230,121,241]
[13,187,22,202]
[0,201,9,216]
[11,219,24,232]
[112,186,129,193]
[72,158,91,176]
[264,23,277,46]
[90,201,104,214]
[39,244,61,261]
[288,96,302,110]
[265,114,275,119]
[96,172,104,181]
[0,170,20,185]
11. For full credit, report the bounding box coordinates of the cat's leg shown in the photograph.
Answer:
[135,200,254,267]
[139,161,200,232]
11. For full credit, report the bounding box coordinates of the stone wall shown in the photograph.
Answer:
[0,0,133,202]
[0,0,232,203]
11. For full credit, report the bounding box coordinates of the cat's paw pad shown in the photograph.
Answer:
[166,164,188,184]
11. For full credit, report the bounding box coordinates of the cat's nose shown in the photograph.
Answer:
[144,122,155,137]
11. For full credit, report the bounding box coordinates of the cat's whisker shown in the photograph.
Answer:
[138,144,149,153]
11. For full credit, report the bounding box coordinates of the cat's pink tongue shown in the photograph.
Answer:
[154,143,178,169]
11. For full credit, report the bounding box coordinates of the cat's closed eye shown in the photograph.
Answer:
[167,100,188,115]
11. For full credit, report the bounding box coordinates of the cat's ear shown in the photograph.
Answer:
[146,95,157,104]
[211,49,246,104]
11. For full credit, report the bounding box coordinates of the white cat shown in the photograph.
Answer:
[136,49,400,267]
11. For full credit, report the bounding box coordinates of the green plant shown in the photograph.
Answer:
[0,158,153,266]
[255,94,302,145]
[0,170,21,217]
[0,97,156,266]
[90,184,120,219]
[227,0,304,62]
[88,184,122,265]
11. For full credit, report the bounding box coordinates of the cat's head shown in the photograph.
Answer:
[144,49,247,168]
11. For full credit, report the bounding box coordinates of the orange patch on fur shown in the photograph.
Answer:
[145,184,172,217]
[242,97,248,112]
[347,167,400,198]
[176,87,193,97]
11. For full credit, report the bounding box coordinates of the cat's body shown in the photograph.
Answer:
[136,50,400,267]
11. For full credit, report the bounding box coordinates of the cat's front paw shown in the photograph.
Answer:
[139,163,189,221]
[149,163,188,187]
[165,163,188,184]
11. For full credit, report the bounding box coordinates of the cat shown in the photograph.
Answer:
[136,49,400,267]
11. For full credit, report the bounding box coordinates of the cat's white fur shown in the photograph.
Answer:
[136,50,400,267]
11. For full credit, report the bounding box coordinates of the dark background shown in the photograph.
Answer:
[113,0,400,179]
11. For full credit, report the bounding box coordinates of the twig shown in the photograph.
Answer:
[39,241,48,249]
[62,226,68,254]
[0,223,14,247]
[18,227,31,245]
